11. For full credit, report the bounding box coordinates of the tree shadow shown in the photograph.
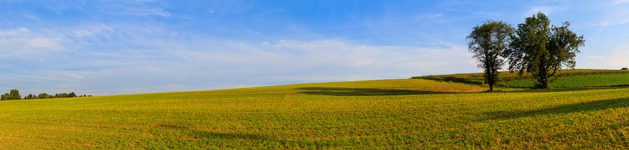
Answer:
[298,87,456,96]
[157,124,309,147]
[484,97,629,120]
[158,124,269,140]
[417,76,484,85]
[192,130,270,140]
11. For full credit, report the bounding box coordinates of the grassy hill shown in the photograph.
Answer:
[1,71,628,149]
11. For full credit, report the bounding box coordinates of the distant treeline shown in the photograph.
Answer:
[1,89,92,100]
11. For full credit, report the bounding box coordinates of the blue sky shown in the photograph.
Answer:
[1,0,628,95]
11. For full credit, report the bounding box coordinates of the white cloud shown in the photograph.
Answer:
[127,8,171,17]
[0,27,29,36]
[609,0,629,5]
[179,39,474,77]
[0,27,63,58]
[6,37,473,95]
[73,24,114,38]
[525,5,565,17]
[26,37,58,48]
[599,18,629,28]
[579,44,629,69]
[415,12,443,20]
[106,8,171,17]
[595,2,629,28]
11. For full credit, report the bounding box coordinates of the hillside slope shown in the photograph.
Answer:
[0,78,628,149]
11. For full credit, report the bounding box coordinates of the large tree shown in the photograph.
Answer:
[505,12,585,89]
[9,89,21,100]
[1,89,21,100]
[467,20,514,91]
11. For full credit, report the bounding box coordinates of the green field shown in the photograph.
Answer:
[1,73,629,149]
[502,73,629,88]
[416,69,629,88]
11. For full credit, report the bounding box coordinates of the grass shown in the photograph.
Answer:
[0,78,628,149]
[415,69,629,88]
[502,73,629,88]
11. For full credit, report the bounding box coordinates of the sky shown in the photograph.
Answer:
[1,0,628,95]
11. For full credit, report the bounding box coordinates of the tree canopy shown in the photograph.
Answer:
[504,12,585,89]
[467,20,514,91]
[1,89,22,100]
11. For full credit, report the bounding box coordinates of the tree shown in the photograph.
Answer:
[504,12,585,89]
[38,93,51,99]
[24,94,36,99]
[1,89,22,100]
[9,89,21,100]
[467,20,514,91]
[55,93,70,98]
[0,93,8,100]
[69,92,77,98]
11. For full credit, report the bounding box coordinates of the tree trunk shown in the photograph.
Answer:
[489,83,494,91]
[537,76,551,89]
[541,79,550,89]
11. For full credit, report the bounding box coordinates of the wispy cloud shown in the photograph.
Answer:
[580,43,629,69]
[524,5,565,17]
[609,0,629,5]
[0,27,63,58]
[73,24,114,38]
[415,12,443,20]
[596,1,629,28]
[1,32,473,95]
[598,17,629,28]
[101,3,172,18]
[123,8,171,17]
